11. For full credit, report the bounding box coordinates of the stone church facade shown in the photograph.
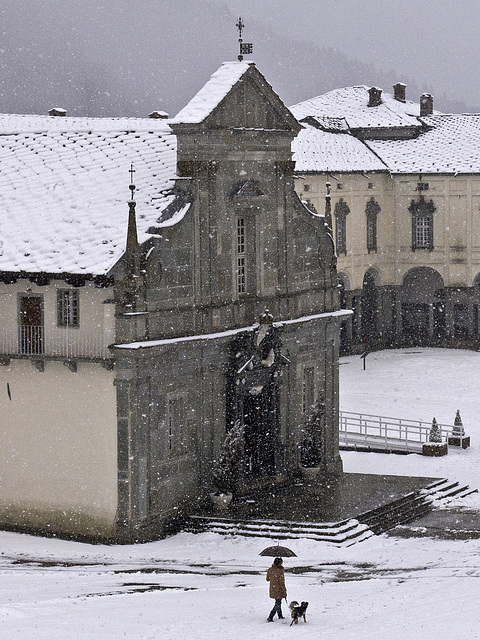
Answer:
[0,62,344,542]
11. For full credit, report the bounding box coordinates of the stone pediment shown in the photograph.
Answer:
[209,72,300,133]
[171,62,300,135]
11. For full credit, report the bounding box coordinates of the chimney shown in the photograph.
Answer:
[149,110,169,119]
[368,87,382,107]
[48,107,67,117]
[420,93,434,116]
[393,83,406,102]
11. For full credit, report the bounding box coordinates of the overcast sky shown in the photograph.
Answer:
[210,0,480,110]
[0,0,478,116]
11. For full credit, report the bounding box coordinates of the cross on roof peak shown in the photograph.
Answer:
[129,163,136,201]
[236,16,253,62]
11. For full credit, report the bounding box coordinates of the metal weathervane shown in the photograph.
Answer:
[236,17,253,61]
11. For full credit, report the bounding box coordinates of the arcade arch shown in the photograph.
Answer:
[401,267,445,346]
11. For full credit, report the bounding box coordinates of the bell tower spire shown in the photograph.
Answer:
[126,163,138,258]
[121,163,142,311]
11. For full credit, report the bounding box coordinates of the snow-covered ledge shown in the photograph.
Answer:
[114,309,352,350]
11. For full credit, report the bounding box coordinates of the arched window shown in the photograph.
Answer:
[334,198,350,255]
[409,196,435,251]
[365,197,381,253]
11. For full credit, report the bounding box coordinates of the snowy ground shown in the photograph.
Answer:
[339,347,480,510]
[2,348,480,639]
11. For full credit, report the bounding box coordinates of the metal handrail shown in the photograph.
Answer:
[339,410,453,452]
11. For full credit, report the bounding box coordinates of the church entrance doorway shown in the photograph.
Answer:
[228,319,285,484]
[243,386,277,477]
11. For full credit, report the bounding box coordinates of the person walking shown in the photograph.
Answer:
[266,557,287,622]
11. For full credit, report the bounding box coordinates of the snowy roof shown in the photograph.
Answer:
[171,61,254,125]
[293,121,387,173]
[0,113,174,135]
[0,114,178,276]
[305,116,350,133]
[290,86,426,130]
[366,115,480,174]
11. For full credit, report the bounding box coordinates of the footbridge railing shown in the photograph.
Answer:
[339,411,453,453]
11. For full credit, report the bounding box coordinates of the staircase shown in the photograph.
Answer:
[188,478,477,545]
[188,514,374,546]
[360,478,476,535]
[420,477,477,505]
[356,491,431,534]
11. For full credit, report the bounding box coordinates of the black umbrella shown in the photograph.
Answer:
[259,543,297,557]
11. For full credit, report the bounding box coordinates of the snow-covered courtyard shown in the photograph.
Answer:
[2,348,480,639]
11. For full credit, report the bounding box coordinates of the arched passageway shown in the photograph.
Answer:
[401,267,445,346]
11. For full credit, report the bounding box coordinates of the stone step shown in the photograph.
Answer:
[188,514,374,545]
[421,478,476,502]
[359,478,476,535]
[358,491,433,534]
[362,502,433,534]
[187,478,476,546]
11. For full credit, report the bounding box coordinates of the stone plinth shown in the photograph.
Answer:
[447,435,470,449]
[422,442,448,457]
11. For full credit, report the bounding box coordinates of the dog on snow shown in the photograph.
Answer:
[289,600,308,625]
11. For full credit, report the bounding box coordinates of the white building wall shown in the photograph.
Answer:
[0,280,115,359]
[296,172,480,290]
[0,360,117,538]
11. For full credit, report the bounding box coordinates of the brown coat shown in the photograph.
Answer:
[266,564,287,599]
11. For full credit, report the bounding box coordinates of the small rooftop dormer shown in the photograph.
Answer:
[368,87,382,107]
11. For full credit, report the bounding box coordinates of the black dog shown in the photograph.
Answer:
[289,600,308,625]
